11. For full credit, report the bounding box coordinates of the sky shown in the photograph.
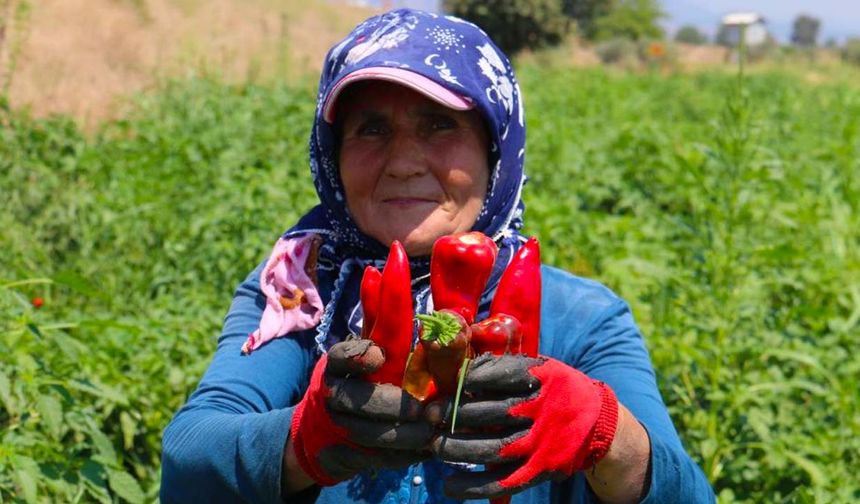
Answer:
[661,0,860,43]
[361,0,859,44]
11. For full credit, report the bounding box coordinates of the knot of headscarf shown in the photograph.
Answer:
[249,9,528,354]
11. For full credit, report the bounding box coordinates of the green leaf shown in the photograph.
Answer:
[0,371,15,415]
[89,427,118,464]
[26,323,44,339]
[67,379,128,405]
[783,452,827,487]
[53,271,110,302]
[119,411,136,450]
[37,395,64,440]
[107,469,145,504]
[79,318,142,336]
[81,460,112,504]
[14,456,40,504]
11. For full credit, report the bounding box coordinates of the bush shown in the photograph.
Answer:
[444,0,569,55]
[842,38,860,66]
[674,24,707,45]
[595,37,639,68]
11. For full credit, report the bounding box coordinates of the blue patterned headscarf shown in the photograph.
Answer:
[280,9,528,352]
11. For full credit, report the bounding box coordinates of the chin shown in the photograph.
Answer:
[401,238,434,257]
[390,228,440,257]
[366,217,459,257]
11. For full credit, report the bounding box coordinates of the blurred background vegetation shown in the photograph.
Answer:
[2,0,859,502]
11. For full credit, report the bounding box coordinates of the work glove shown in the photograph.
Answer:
[428,353,619,499]
[290,339,434,486]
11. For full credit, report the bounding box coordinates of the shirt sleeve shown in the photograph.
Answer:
[160,261,321,503]
[539,266,715,503]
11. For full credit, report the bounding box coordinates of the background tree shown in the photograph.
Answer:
[561,0,614,40]
[790,14,821,47]
[592,0,664,41]
[445,0,569,54]
[674,24,707,45]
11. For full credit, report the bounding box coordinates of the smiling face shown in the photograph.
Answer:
[337,82,489,256]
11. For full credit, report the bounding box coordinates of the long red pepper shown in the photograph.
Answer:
[430,232,498,324]
[489,237,541,357]
[359,266,382,339]
[363,241,413,386]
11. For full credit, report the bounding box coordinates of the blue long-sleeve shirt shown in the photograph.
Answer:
[161,264,714,503]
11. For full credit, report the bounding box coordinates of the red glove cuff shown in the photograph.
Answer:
[288,355,346,487]
[583,380,619,469]
[290,398,339,487]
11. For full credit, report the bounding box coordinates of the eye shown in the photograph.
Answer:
[427,114,457,131]
[355,118,389,137]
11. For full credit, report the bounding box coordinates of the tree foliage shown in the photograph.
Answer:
[790,14,821,47]
[674,24,707,45]
[444,0,569,55]
[561,0,613,40]
[592,0,664,42]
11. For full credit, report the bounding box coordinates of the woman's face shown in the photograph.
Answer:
[338,82,489,256]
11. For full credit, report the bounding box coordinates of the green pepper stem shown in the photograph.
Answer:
[416,311,462,346]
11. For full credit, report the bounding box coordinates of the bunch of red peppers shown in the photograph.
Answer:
[358,232,542,401]
[358,233,540,504]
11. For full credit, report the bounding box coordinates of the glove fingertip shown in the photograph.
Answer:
[328,340,385,376]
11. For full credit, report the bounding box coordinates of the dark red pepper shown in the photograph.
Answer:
[416,309,472,396]
[470,313,523,356]
[359,265,382,339]
[489,237,541,357]
[363,241,414,386]
[430,232,498,324]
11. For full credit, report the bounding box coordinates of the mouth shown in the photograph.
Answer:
[382,197,437,207]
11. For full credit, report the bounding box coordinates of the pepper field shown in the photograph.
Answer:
[1,64,859,502]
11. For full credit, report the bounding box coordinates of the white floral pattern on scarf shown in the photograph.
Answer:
[344,12,419,65]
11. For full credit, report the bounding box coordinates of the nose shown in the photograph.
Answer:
[382,130,428,179]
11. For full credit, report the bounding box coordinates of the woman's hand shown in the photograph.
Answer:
[425,353,647,501]
[284,339,434,494]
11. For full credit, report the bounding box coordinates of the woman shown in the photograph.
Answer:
[161,9,714,503]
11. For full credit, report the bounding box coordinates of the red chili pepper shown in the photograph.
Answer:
[363,241,414,386]
[489,237,541,357]
[470,313,522,356]
[416,309,472,396]
[31,297,44,309]
[430,232,498,324]
[359,265,382,339]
